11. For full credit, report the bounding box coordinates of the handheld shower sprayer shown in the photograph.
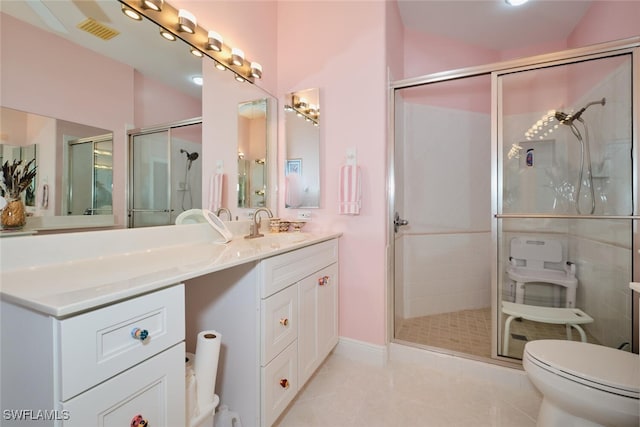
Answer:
[554,98,606,215]
[554,98,606,125]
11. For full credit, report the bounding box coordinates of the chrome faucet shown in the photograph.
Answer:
[215,207,232,221]
[245,207,273,239]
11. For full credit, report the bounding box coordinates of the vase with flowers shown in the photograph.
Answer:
[1,159,37,230]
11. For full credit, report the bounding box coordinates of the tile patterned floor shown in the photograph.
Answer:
[395,308,493,358]
[394,307,599,360]
[274,352,541,427]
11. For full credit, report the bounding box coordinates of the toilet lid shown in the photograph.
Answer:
[524,340,640,399]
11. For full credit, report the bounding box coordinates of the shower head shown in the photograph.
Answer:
[180,149,199,161]
[554,97,606,125]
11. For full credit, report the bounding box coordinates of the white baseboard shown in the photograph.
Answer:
[333,337,388,367]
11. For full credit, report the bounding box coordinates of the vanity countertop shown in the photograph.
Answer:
[0,224,340,318]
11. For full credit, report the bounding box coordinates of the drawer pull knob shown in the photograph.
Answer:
[131,327,149,341]
[279,378,290,389]
[130,414,149,427]
[280,318,289,326]
[318,275,330,286]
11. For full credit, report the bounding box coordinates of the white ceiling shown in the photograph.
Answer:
[397,0,593,51]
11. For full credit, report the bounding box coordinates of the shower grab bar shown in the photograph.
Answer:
[495,214,640,220]
[128,208,174,213]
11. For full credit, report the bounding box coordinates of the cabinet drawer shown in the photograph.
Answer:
[260,239,338,298]
[57,285,185,400]
[261,341,298,427]
[261,284,298,365]
[62,342,185,426]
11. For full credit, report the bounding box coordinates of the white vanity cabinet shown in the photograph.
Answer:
[0,284,185,426]
[258,239,339,426]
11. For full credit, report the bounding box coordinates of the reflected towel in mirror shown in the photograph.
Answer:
[208,173,224,212]
[338,165,361,215]
[285,172,303,208]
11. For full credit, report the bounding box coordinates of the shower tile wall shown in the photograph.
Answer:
[401,233,491,317]
[398,103,491,319]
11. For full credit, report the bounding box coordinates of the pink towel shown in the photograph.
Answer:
[338,165,361,215]
[208,173,224,212]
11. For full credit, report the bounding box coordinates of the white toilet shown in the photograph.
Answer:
[523,340,640,427]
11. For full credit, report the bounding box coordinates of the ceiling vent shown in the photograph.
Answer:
[77,18,119,41]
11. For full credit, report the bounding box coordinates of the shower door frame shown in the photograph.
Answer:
[388,36,640,363]
[127,117,202,228]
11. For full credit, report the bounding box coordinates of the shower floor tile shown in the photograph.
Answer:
[395,307,600,360]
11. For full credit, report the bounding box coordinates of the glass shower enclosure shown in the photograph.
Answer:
[128,119,202,228]
[392,40,638,364]
[495,52,635,360]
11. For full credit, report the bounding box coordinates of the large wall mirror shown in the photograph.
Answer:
[1,0,276,231]
[237,99,268,208]
[284,88,320,208]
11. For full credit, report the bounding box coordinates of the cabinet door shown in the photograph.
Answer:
[317,263,339,359]
[298,263,339,386]
[62,343,185,427]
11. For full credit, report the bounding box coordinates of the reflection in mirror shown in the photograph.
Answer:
[1,107,113,218]
[237,99,268,208]
[67,134,113,215]
[1,0,201,231]
[284,88,320,208]
[0,142,37,208]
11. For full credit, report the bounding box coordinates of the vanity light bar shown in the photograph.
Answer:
[286,95,319,126]
[118,0,261,83]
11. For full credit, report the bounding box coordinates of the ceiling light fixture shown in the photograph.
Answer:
[505,0,529,6]
[207,31,223,52]
[121,4,142,20]
[190,47,203,57]
[120,0,262,83]
[231,48,244,67]
[250,62,262,79]
[177,9,196,34]
[141,0,163,11]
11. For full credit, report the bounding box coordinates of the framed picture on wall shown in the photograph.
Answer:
[285,159,302,176]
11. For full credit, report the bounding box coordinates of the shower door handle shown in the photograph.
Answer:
[394,212,409,233]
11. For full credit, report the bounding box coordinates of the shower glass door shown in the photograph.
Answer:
[129,130,172,227]
[393,74,494,358]
[495,52,635,359]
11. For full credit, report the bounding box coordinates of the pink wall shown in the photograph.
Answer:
[277,1,389,345]
[568,1,640,48]
[133,71,202,128]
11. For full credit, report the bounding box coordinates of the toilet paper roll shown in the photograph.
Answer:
[186,352,199,423]
[194,330,222,415]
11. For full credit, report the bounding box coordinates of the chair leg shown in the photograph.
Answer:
[571,324,587,342]
[503,315,516,355]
